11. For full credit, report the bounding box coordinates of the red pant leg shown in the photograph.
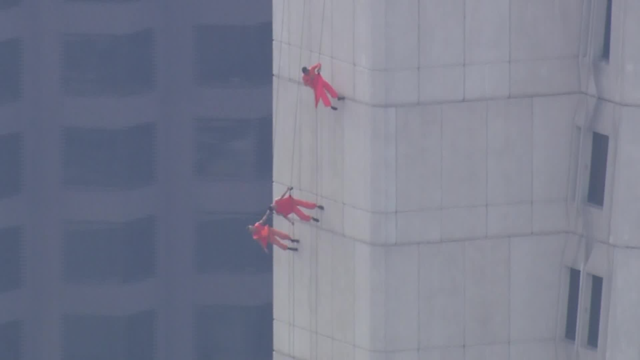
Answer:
[292,197,317,209]
[292,206,312,222]
[321,80,338,98]
[270,228,292,240]
[269,233,288,250]
[315,89,331,107]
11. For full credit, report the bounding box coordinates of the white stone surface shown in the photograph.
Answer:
[272,0,640,359]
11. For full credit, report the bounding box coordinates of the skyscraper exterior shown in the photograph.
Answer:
[0,0,273,359]
[272,0,640,359]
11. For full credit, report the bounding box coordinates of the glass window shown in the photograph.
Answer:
[0,320,21,360]
[564,267,580,341]
[195,304,271,360]
[63,216,156,285]
[587,275,603,348]
[63,311,155,360]
[587,132,609,207]
[0,38,21,103]
[62,29,154,97]
[0,133,22,199]
[602,0,612,60]
[194,23,272,87]
[63,123,156,190]
[194,118,271,181]
[0,226,22,294]
[195,213,272,275]
[0,0,20,10]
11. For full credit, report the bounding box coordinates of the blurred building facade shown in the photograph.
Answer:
[0,0,273,359]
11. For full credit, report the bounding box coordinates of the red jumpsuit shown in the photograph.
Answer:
[302,63,339,108]
[274,195,318,222]
[251,222,292,251]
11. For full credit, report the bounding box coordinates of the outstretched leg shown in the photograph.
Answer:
[292,206,313,222]
[315,89,332,108]
[292,197,318,210]
[268,233,289,250]
[321,80,339,99]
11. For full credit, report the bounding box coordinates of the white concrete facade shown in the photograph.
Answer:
[272,0,640,359]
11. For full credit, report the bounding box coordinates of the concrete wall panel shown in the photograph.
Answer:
[487,204,532,237]
[319,103,345,203]
[532,95,577,202]
[442,207,487,241]
[509,341,558,360]
[510,58,580,96]
[419,66,465,103]
[316,230,333,337]
[354,243,386,351]
[396,105,442,211]
[419,0,465,67]
[331,235,356,344]
[385,246,420,351]
[332,0,354,64]
[419,347,465,360]
[487,98,533,204]
[397,210,441,243]
[420,242,465,348]
[442,102,487,207]
[465,344,509,360]
[465,239,510,345]
[354,0,386,70]
[465,0,510,63]
[464,63,510,100]
[610,106,640,247]
[510,0,582,61]
[385,0,419,70]
[510,235,565,341]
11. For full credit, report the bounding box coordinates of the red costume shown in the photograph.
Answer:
[274,195,320,222]
[250,222,294,252]
[302,63,340,108]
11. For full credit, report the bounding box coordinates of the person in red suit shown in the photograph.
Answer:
[247,211,299,253]
[302,63,345,110]
[269,186,324,224]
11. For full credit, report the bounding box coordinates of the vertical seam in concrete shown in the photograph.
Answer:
[508,236,512,347]
[508,0,512,98]
[417,0,421,102]
[462,236,466,357]
[439,105,443,242]
[462,0,466,101]
[485,101,488,238]
[530,98,534,232]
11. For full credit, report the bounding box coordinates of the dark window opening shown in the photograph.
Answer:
[0,38,21,103]
[63,216,156,285]
[587,132,608,207]
[565,268,581,341]
[63,123,156,190]
[195,304,271,360]
[587,275,603,348]
[194,23,272,87]
[602,0,612,60]
[0,132,22,199]
[63,310,155,360]
[0,227,22,294]
[62,29,154,97]
[195,213,272,275]
[0,320,21,360]
[194,118,272,181]
[0,0,20,10]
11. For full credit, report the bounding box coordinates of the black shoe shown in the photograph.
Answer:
[337,95,345,101]
[288,247,298,251]
[331,106,338,111]
[317,205,324,210]
[290,239,300,243]
[312,217,320,223]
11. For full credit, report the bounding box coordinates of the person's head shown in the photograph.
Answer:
[301,66,309,75]
[247,225,255,234]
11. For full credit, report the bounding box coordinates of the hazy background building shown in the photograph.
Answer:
[273,0,640,359]
[0,0,274,359]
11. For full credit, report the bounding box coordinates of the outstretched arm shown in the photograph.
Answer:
[258,210,271,224]
[277,186,293,200]
[309,63,321,73]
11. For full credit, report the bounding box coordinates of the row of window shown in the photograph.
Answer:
[565,268,603,349]
[0,305,272,360]
[0,24,271,102]
[0,212,271,294]
[0,118,271,197]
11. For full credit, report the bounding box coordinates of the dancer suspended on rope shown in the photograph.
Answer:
[269,186,324,224]
[302,63,345,110]
[247,211,299,253]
